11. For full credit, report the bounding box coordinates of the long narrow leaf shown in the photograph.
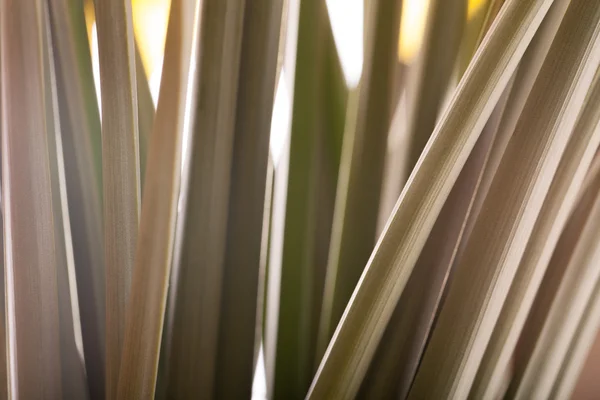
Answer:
[214,1,284,397]
[359,81,511,400]
[266,1,340,397]
[1,0,63,396]
[135,44,155,189]
[455,0,570,267]
[116,0,199,397]
[317,0,402,358]
[551,273,600,400]
[405,0,467,174]
[164,0,246,397]
[47,0,106,394]
[43,2,89,397]
[307,1,553,397]
[471,61,600,400]
[93,0,141,397]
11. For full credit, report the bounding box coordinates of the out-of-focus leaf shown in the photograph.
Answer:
[135,44,155,189]
[307,1,555,398]
[266,1,331,397]
[317,0,402,360]
[43,2,89,397]
[164,0,284,398]
[265,1,347,398]
[0,28,6,400]
[214,1,283,397]
[1,0,63,396]
[93,0,141,397]
[116,0,199,397]
[458,0,505,76]
[405,0,467,175]
[47,0,106,395]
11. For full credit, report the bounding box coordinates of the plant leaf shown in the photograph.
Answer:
[317,0,402,360]
[409,1,600,397]
[47,1,106,394]
[510,158,600,399]
[116,0,199,397]
[1,0,63,395]
[93,0,141,396]
[405,0,467,174]
[307,1,555,397]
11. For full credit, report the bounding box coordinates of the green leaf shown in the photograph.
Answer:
[47,1,106,394]
[359,82,511,400]
[316,0,403,361]
[471,10,600,395]
[405,0,467,174]
[264,1,347,398]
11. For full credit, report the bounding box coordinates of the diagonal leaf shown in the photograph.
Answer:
[455,0,570,265]
[511,163,600,399]
[317,0,402,360]
[471,43,600,400]
[307,1,555,398]
[409,1,600,397]
[405,0,467,175]
[359,81,512,400]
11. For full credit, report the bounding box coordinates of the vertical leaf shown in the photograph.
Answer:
[405,0,467,174]
[93,0,141,397]
[135,44,155,189]
[43,1,89,397]
[1,0,62,396]
[214,1,283,398]
[47,0,105,394]
[116,0,199,397]
[317,0,402,359]
[264,0,334,397]
[163,0,246,397]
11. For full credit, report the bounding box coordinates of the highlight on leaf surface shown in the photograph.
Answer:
[3,0,600,398]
